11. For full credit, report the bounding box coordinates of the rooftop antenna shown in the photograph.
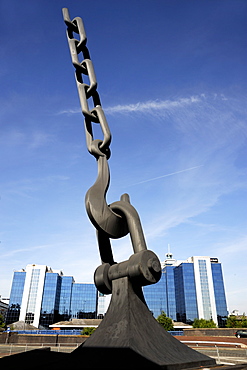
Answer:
[166,243,173,259]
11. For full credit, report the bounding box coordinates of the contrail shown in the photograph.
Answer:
[104,96,200,114]
[130,165,203,186]
[58,96,201,116]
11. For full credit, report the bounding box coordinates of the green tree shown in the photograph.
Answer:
[156,311,174,331]
[81,327,96,336]
[226,315,247,328]
[192,318,217,328]
[0,314,5,328]
[226,315,238,328]
[241,319,247,328]
[241,314,247,328]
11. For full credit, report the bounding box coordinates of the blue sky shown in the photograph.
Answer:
[1,0,246,315]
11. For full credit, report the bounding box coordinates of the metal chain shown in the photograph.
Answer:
[63,8,132,237]
[62,8,111,160]
[62,8,161,292]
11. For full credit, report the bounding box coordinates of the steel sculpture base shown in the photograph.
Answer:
[70,276,216,369]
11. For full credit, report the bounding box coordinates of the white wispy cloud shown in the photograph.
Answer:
[104,96,201,114]
[57,95,200,115]
[57,108,80,115]
[58,95,202,116]
[129,165,203,186]
[1,244,52,259]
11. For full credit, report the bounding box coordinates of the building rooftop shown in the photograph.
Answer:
[49,318,102,329]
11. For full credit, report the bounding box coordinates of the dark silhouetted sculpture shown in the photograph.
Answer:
[60,8,216,369]
[0,8,218,370]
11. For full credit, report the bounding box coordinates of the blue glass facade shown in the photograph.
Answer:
[5,271,26,324]
[5,267,98,327]
[143,266,177,320]
[164,265,177,320]
[58,276,74,321]
[39,273,61,328]
[70,283,97,319]
[144,258,228,326]
[174,263,198,323]
[211,263,228,326]
[144,262,199,323]
[143,271,167,318]
[6,258,228,327]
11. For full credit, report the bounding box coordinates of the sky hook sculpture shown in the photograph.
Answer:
[62,8,216,369]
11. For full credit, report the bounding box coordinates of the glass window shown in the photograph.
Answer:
[39,273,61,328]
[198,260,212,320]
[143,270,168,319]
[211,263,228,326]
[58,276,73,321]
[174,263,198,323]
[5,272,26,324]
[70,283,97,319]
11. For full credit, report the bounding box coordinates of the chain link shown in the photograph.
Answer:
[62,7,111,158]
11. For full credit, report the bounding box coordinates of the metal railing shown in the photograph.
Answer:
[181,341,247,366]
[5,330,82,335]
[4,329,183,336]
[0,343,79,357]
[181,340,242,347]
[168,331,184,336]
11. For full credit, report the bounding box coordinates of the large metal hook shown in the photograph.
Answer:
[85,154,129,239]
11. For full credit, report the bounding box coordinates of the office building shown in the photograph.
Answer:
[5,264,98,328]
[143,253,228,327]
[6,253,228,328]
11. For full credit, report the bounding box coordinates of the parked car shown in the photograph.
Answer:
[235,330,247,338]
